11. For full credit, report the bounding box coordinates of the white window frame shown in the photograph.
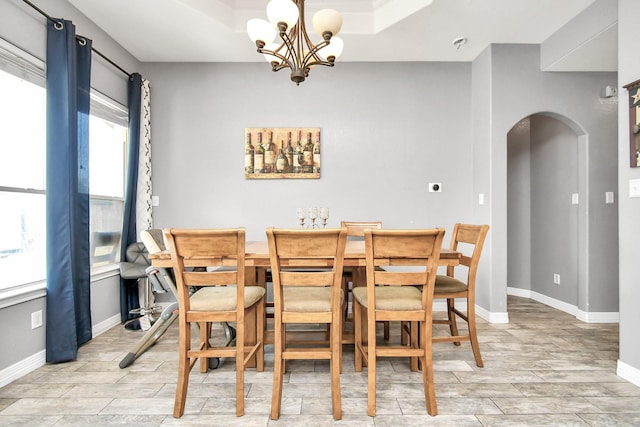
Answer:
[0,37,129,306]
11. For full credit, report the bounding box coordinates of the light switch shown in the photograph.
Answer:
[630,179,640,198]
[605,192,614,204]
[571,193,579,205]
[478,193,485,205]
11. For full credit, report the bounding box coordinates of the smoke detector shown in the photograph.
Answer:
[452,37,467,50]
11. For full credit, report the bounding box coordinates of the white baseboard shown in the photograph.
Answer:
[617,360,640,387]
[0,350,45,388]
[92,313,121,337]
[434,300,509,324]
[507,287,619,323]
[476,303,509,324]
[0,314,121,389]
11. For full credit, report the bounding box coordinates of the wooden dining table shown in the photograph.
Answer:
[149,239,460,366]
[149,240,460,270]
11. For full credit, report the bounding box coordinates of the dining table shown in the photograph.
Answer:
[149,239,460,366]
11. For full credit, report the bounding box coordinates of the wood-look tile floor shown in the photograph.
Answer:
[1,295,639,426]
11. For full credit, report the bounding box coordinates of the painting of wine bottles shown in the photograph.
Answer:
[244,127,321,179]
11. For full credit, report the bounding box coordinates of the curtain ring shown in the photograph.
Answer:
[77,37,87,46]
[53,20,64,30]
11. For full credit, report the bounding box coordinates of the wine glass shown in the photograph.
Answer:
[296,207,306,228]
[308,207,318,228]
[320,207,329,228]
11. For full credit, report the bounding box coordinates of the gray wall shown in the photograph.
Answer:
[617,0,640,378]
[472,43,618,318]
[0,0,140,375]
[143,61,475,241]
[507,119,532,291]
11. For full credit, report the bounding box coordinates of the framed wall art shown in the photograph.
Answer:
[244,127,321,179]
[624,79,640,167]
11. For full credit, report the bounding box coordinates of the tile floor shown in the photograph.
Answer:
[1,295,639,426]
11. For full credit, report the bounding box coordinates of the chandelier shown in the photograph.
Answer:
[247,0,344,85]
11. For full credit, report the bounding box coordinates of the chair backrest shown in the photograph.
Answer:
[140,229,175,294]
[340,221,382,238]
[446,224,490,284]
[365,228,445,303]
[140,229,166,253]
[266,228,347,312]
[125,241,150,265]
[164,228,246,311]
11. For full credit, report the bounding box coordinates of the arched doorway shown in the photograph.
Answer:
[506,113,588,311]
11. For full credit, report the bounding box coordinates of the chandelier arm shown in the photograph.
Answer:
[257,46,293,70]
[305,59,335,68]
[301,39,331,68]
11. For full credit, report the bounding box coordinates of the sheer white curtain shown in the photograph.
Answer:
[136,79,152,233]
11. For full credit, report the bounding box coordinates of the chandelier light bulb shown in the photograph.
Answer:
[319,36,343,60]
[312,9,342,39]
[247,18,276,44]
[267,0,299,32]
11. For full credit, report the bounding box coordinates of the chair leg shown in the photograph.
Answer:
[367,312,376,417]
[270,318,284,420]
[173,321,191,418]
[199,322,210,373]
[236,310,246,417]
[447,298,461,346]
[420,320,438,416]
[331,316,342,420]
[400,321,408,346]
[256,301,265,372]
[467,300,484,368]
[409,320,419,372]
[383,321,390,341]
[354,300,363,372]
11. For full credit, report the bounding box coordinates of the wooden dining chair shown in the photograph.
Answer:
[266,228,347,420]
[339,221,388,340]
[432,223,490,367]
[353,228,445,417]
[164,228,266,418]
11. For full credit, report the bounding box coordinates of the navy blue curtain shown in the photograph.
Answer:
[45,19,92,363]
[120,73,143,322]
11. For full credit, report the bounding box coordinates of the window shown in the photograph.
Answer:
[0,39,128,293]
[0,42,47,291]
[88,92,128,269]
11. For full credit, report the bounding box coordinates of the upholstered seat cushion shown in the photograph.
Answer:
[283,286,344,312]
[352,285,423,311]
[434,275,468,293]
[190,285,265,311]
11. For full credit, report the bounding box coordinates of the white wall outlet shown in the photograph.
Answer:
[152,195,160,206]
[478,193,485,205]
[553,274,561,285]
[31,310,43,329]
[429,183,442,192]
[571,193,579,205]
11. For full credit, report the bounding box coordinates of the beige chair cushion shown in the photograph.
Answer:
[190,285,265,311]
[434,275,468,294]
[283,287,344,312]
[352,286,423,311]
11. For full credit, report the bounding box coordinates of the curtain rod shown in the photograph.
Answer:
[22,0,133,79]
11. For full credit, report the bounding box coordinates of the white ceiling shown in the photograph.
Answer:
[67,0,615,71]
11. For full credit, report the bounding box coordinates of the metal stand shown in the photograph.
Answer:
[119,265,236,370]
